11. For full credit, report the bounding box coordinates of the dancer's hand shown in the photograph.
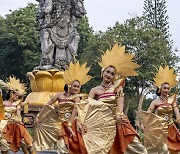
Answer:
[81,123,87,134]
[176,118,180,124]
[140,125,149,133]
[34,117,40,126]
[77,121,87,134]
[116,115,129,125]
[67,127,76,137]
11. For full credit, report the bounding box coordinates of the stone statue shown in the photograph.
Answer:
[35,0,86,70]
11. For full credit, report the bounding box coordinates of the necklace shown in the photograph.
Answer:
[101,82,111,91]
[159,96,168,102]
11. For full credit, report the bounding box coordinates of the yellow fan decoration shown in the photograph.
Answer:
[63,61,92,86]
[153,65,178,88]
[0,76,27,95]
[6,76,27,95]
[98,44,140,77]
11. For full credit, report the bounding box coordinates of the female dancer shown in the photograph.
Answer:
[88,44,147,154]
[35,61,92,154]
[0,76,35,154]
[146,65,180,153]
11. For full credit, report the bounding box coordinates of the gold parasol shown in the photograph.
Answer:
[77,98,116,154]
[141,111,169,153]
[33,105,61,151]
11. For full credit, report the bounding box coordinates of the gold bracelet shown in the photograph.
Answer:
[116,112,124,117]
[120,93,124,97]
[37,113,40,118]
[50,96,56,102]
[74,103,77,109]
[68,122,72,127]
[147,107,152,111]
[116,93,124,98]
[172,104,178,109]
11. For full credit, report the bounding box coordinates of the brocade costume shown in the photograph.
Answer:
[34,94,87,154]
[155,102,180,153]
[96,79,147,154]
[2,102,32,152]
[56,95,87,154]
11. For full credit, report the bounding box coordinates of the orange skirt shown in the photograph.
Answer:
[168,123,180,152]
[2,123,32,152]
[59,119,87,154]
[109,117,138,154]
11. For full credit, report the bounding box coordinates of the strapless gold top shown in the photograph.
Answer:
[98,96,117,116]
[97,79,124,115]
[57,93,88,121]
[57,102,74,121]
[155,105,173,126]
[4,106,21,123]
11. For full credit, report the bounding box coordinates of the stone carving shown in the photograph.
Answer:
[35,0,86,70]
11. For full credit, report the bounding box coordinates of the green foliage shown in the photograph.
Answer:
[77,15,94,56]
[5,3,39,48]
[143,0,171,44]
[0,4,40,80]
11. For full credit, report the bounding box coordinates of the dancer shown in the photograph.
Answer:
[35,61,92,153]
[145,65,180,153]
[0,76,36,154]
[88,44,147,154]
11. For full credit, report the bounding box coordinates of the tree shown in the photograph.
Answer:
[77,15,94,57]
[143,0,171,42]
[0,4,40,80]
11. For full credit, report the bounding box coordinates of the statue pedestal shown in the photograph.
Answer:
[23,69,64,127]
[25,92,56,106]
[24,69,65,106]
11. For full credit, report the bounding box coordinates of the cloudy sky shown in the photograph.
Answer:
[0,0,179,55]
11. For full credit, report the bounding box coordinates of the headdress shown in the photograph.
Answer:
[63,61,92,86]
[153,65,178,88]
[98,44,140,77]
[0,76,27,95]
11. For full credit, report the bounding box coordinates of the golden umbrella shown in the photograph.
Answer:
[77,98,116,154]
[141,111,168,153]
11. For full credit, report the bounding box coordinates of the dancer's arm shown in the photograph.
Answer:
[47,93,60,105]
[172,102,180,123]
[35,93,60,124]
[88,88,96,99]
[147,100,156,113]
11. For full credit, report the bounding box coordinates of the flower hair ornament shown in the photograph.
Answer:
[63,61,92,86]
[98,43,140,77]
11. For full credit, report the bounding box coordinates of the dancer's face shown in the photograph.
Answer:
[102,66,116,83]
[161,83,170,96]
[69,81,80,94]
[11,91,21,101]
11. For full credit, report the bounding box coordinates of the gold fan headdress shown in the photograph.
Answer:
[98,44,140,77]
[0,76,27,95]
[63,61,92,86]
[153,65,178,88]
[0,76,27,119]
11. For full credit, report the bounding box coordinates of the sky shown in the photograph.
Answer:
[0,0,179,55]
